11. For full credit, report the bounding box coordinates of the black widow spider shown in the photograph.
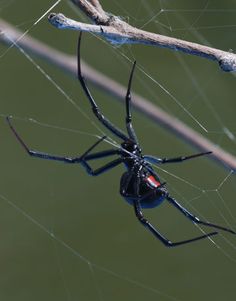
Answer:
[7,33,236,247]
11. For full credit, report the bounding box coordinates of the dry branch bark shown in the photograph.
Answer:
[47,0,236,72]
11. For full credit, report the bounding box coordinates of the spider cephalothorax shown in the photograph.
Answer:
[6,32,236,247]
[121,140,141,155]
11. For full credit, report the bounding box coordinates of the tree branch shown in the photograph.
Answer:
[89,0,104,14]
[70,0,109,24]
[47,0,236,72]
[0,19,236,170]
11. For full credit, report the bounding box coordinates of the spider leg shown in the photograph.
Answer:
[129,175,217,247]
[80,158,123,176]
[144,151,212,165]
[125,61,139,144]
[6,116,117,164]
[84,149,121,161]
[77,33,128,141]
[167,196,236,235]
[134,200,218,247]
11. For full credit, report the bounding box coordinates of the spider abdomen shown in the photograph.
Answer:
[120,172,168,208]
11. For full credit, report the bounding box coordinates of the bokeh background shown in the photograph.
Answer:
[0,1,236,300]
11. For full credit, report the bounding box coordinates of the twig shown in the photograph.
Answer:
[47,0,236,72]
[0,19,236,170]
[71,0,107,23]
[89,0,104,14]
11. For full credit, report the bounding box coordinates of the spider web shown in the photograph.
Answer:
[0,1,236,301]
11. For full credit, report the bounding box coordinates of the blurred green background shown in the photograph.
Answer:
[0,0,236,300]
